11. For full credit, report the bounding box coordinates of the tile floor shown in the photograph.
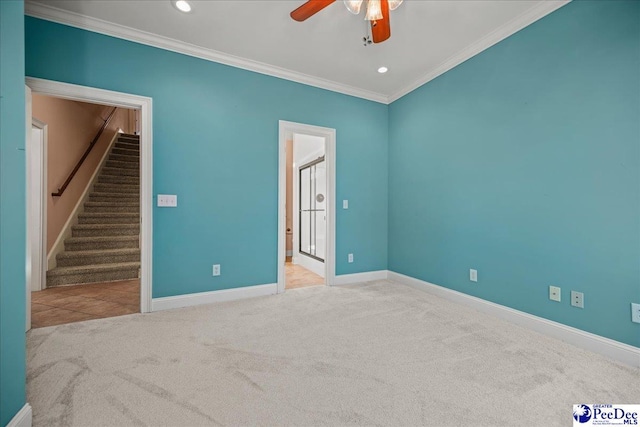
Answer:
[285,262,324,289]
[31,267,321,328]
[31,279,139,328]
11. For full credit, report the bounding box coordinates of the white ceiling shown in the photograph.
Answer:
[26,0,568,103]
[294,134,325,164]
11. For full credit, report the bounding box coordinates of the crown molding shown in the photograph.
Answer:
[24,1,389,104]
[386,0,571,103]
[25,1,570,106]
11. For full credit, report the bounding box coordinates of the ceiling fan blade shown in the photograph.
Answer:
[371,0,390,43]
[290,0,336,22]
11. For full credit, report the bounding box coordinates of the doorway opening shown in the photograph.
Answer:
[278,121,336,293]
[25,78,153,330]
[287,134,325,289]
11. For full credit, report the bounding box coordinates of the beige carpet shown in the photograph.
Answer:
[27,280,639,426]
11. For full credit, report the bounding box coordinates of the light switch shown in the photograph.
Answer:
[157,194,177,207]
[343,200,349,209]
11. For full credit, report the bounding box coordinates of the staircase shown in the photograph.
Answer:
[47,134,141,287]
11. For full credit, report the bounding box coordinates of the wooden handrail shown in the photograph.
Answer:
[52,107,118,197]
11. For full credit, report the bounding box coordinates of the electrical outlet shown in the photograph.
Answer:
[549,286,561,302]
[469,269,477,282]
[212,264,221,276]
[571,291,584,309]
[348,253,354,263]
[631,303,640,324]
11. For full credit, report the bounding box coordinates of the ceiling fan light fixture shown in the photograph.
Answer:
[173,0,191,13]
[388,0,403,11]
[343,0,364,14]
[364,0,383,21]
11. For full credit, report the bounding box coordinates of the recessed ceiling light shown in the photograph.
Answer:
[173,0,192,13]
[378,67,388,74]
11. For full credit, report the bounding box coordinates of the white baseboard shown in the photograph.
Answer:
[334,270,389,286]
[297,254,325,278]
[46,130,120,271]
[151,283,278,312]
[7,404,32,427]
[387,271,640,368]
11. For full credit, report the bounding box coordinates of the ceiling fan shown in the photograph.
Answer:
[290,0,404,44]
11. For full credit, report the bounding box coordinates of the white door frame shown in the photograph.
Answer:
[278,120,336,293]
[26,77,154,313]
[28,117,47,293]
[25,85,32,331]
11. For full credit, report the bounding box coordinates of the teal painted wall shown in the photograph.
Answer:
[6,9,636,422]
[388,0,640,347]
[25,17,389,298]
[0,1,27,425]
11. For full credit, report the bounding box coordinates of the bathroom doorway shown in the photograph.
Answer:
[277,121,336,293]
[287,134,325,289]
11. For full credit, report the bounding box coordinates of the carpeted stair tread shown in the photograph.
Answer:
[48,261,140,275]
[93,183,139,193]
[78,212,139,224]
[64,235,139,250]
[99,173,139,179]
[114,141,138,147]
[102,167,139,177]
[65,236,139,251]
[114,142,140,151]
[116,137,140,147]
[89,192,139,200]
[46,262,140,286]
[88,197,138,204]
[105,160,139,169]
[65,235,139,243]
[58,247,140,258]
[112,147,139,156]
[56,248,140,267]
[90,188,139,196]
[116,137,139,143]
[72,223,139,229]
[72,223,139,237]
[113,143,138,149]
[97,175,140,184]
[109,154,139,163]
[85,201,139,207]
[118,136,139,142]
[84,205,139,214]
[117,135,139,141]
